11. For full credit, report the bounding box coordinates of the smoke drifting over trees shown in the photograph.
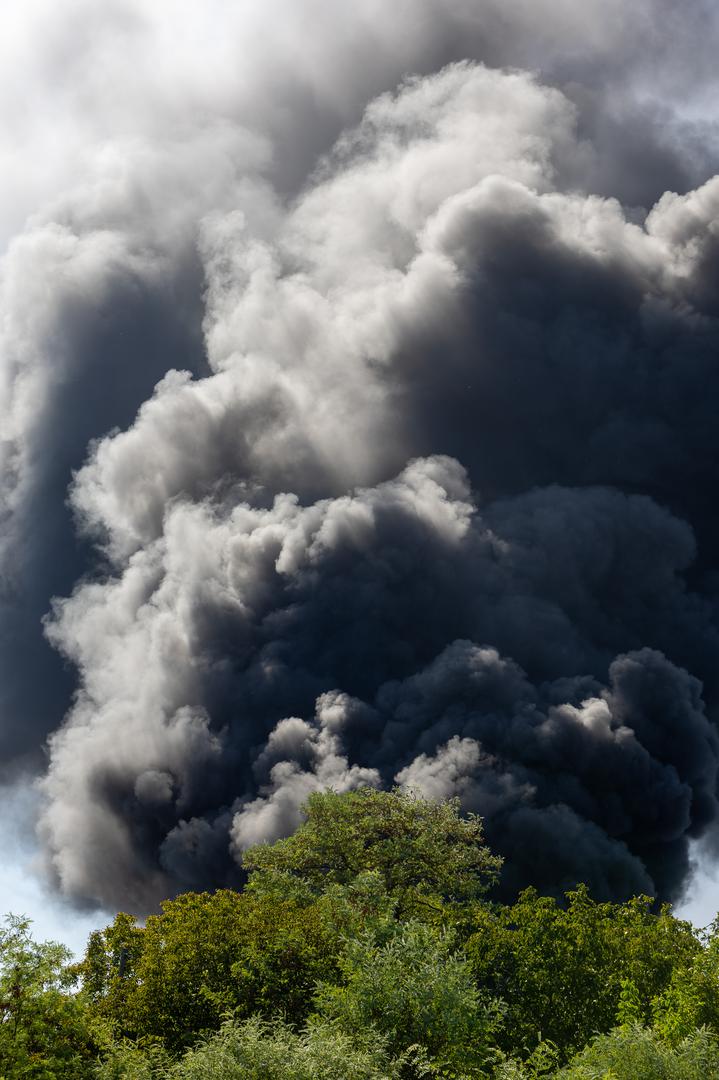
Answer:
[2,0,719,910]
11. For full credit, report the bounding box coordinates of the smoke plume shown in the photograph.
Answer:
[2,0,719,910]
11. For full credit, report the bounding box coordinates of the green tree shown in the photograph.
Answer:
[0,914,98,1079]
[243,787,502,916]
[652,916,719,1043]
[465,886,700,1060]
[315,919,500,1077]
[81,912,146,1040]
[78,790,718,1075]
[82,890,341,1053]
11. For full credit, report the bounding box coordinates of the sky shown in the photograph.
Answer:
[0,787,107,955]
[2,0,719,948]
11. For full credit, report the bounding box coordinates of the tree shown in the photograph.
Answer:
[81,912,146,1041]
[242,787,502,915]
[81,890,341,1052]
[465,886,700,1059]
[0,914,98,1079]
[652,916,719,1043]
[78,789,717,1074]
[84,789,502,1060]
[314,919,500,1077]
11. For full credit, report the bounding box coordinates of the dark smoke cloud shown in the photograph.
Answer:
[2,1,719,911]
[42,456,718,909]
[0,230,206,771]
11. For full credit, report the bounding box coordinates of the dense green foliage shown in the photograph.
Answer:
[315,919,499,1074]
[94,1018,396,1080]
[556,1025,719,1080]
[4,788,719,1079]
[243,787,503,912]
[83,890,340,1051]
[0,914,99,1079]
[466,884,700,1056]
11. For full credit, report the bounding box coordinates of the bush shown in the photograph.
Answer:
[166,1016,397,1080]
[94,1039,170,1080]
[315,919,500,1076]
[556,1025,719,1080]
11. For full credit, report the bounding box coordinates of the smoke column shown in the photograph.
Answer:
[2,0,719,910]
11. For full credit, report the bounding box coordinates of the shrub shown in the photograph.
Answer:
[557,1025,719,1080]
[166,1016,397,1080]
[315,919,500,1076]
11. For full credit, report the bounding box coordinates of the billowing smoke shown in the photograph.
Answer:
[3,0,719,911]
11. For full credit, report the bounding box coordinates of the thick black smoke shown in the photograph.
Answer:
[41,456,719,907]
[2,1,719,911]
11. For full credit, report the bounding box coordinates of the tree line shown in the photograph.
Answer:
[2,788,719,1078]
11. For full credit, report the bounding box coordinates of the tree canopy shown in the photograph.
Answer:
[4,788,719,1079]
[242,786,502,912]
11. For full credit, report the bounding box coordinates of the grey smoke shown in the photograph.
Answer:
[42,454,718,908]
[2,0,719,911]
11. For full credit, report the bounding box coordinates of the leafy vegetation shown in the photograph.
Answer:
[0,913,99,1078]
[315,919,500,1074]
[466,884,700,1056]
[3,788,719,1079]
[243,787,502,911]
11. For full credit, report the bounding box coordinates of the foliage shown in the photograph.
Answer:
[93,1038,170,1080]
[555,1024,719,1080]
[242,787,502,915]
[80,889,340,1051]
[165,1015,397,1080]
[6,791,719,1078]
[0,913,99,1079]
[465,885,699,1059]
[315,918,499,1076]
[81,912,146,1039]
[492,1041,561,1080]
[651,917,719,1043]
